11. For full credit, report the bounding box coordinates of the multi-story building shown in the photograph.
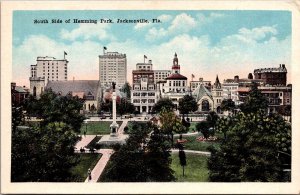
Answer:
[29,56,68,98]
[259,85,292,113]
[158,53,189,109]
[153,70,171,83]
[11,82,30,107]
[190,77,211,92]
[131,59,157,113]
[254,64,287,86]
[99,51,127,89]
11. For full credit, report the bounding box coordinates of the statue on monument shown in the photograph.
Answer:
[112,82,116,90]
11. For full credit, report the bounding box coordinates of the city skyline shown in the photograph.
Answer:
[13,10,291,87]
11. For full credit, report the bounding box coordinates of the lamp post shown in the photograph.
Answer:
[84,120,87,136]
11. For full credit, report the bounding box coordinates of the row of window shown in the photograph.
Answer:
[132,92,155,96]
[133,99,155,103]
[169,80,185,87]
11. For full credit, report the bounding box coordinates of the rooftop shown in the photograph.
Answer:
[166,73,187,80]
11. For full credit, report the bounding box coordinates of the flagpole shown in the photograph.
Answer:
[64,52,65,60]
[144,56,145,63]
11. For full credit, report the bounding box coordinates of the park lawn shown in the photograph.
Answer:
[126,121,149,133]
[69,153,102,182]
[80,121,123,135]
[171,153,209,182]
[175,135,221,151]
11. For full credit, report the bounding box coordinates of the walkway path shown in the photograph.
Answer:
[117,119,128,134]
[74,135,96,150]
[171,149,211,156]
[85,149,114,183]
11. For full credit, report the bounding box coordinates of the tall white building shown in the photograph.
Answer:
[29,56,68,98]
[99,51,127,89]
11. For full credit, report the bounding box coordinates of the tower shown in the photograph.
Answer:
[211,75,223,113]
[172,53,180,74]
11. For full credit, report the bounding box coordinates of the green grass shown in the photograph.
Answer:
[171,153,209,182]
[80,121,123,135]
[69,153,102,182]
[175,135,220,151]
[126,121,148,134]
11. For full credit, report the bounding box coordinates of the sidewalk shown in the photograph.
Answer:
[85,149,114,182]
[74,135,96,150]
[117,119,128,134]
[171,149,211,156]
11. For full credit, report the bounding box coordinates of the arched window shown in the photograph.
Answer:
[201,100,210,111]
[33,86,37,97]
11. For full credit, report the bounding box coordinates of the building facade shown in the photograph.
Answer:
[29,56,68,98]
[153,70,171,83]
[11,82,30,107]
[190,77,211,92]
[46,80,102,113]
[99,51,127,89]
[254,64,287,86]
[131,59,157,113]
[158,53,189,109]
[211,75,223,113]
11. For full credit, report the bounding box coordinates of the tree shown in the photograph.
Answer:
[206,111,219,129]
[208,111,291,182]
[11,122,79,182]
[100,122,175,182]
[117,98,135,117]
[239,82,268,114]
[152,98,175,113]
[196,121,211,139]
[159,108,187,147]
[220,99,235,113]
[120,82,132,99]
[178,95,198,117]
[25,90,85,133]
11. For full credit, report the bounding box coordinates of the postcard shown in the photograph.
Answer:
[1,0,300,194]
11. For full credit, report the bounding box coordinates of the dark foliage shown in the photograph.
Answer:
[152,98,175,113]
[100,122,175,182]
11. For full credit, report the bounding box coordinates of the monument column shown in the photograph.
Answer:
[110,82,119,137]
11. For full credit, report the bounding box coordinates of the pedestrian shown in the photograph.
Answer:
[88,168,92,181]
[84,130,86,137]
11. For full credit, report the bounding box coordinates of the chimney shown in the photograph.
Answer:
[282,64,285,69]
[234,75,239,83]
[148,60,152,64]
[11,82,16,90]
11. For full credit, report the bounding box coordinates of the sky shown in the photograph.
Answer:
[12,10,291,87]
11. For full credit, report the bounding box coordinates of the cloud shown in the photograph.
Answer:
[145,13,197,41]
[197,12,226,25]
[157,14,173,22]
[145,27,168,41]
[168,13,197,33]
[60,23,113,41]
[13,25,291,88]
[13,35,103,87]
[134,23,152,30]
